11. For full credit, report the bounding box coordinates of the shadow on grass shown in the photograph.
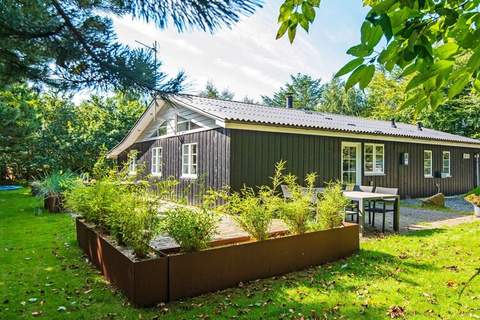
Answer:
[401,228,446,238]
[162,249,436,319]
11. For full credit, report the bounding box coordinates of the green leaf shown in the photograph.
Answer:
[335,58,364,77]
[299,17,309,32]
[288,24,297,43]
[345,65,366,91]
[448,72,471,98]
[347,44,371,58]
[474,79,480,92]
[378,14,393,42]
[467,47,480,71]
[359,65,375,89]
[435,43,459,60]
[276,21,290,40]
[361,21,383,48]
[302,2,316,22]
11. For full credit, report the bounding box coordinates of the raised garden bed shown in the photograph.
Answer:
[76,218,359,307]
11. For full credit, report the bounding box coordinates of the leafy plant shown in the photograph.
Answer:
[278,172,317,234]
[65,169,161,258]
[220,162,286,240]
[314,182,349,230]
[277,0,480,111]
[36,170,79,198]
[160,207,218,252]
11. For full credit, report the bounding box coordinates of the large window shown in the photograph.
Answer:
[181,143,197,178]
[442,151,451,177]
[364,143,384,175]
[424,150,433,178]
[151,147,162,176]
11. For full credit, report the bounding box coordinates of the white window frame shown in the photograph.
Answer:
[424,150,433,178]
[341,141,362,185]
[151,147,162,176]
[364,143,385,175]
[128,156,137,175]
[442,151,451,178]
[181,143,198,179]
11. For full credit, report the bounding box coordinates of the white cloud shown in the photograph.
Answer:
[110,0,366,100]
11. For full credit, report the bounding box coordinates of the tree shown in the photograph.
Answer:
[0,84,41,179]
[0,85,145,181]
[261,73,323,109]
[199,81,235,100]
[366,69,480,139]
[316,77,368,116]
[276,0,480,111]
[1,0,261,92]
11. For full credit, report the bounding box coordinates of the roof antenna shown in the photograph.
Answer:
[135,39,158,120]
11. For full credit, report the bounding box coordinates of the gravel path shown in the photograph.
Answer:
[362,196,478,234]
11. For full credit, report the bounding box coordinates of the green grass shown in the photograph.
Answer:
[1,188,480,319]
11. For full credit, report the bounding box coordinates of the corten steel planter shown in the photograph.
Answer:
[76,218,359,305]
[76,219,168,307]
[168,222,359,301]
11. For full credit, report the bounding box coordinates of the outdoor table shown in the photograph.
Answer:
[343,191,400,235]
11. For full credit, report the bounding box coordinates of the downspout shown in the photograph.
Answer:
[476,153,480,187]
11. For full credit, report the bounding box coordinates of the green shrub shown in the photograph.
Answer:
[36,170,79,198]
[65,172,161,258]
[121,194,160,258]
[314,183,349,230]
[278,172,316,234]
[160,207,218,252]
[466,187,480,196]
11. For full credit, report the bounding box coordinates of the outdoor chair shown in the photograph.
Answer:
[366,187,399,232]
[345,185,375,223]
[280,185,293,200]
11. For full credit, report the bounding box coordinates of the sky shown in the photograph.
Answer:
[113,0,368,102]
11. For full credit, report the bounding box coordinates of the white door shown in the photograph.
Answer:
[341,142,362,185]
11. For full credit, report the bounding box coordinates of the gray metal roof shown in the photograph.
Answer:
[168,94,480,146]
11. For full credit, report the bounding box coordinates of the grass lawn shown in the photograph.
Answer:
[1,188,480,319]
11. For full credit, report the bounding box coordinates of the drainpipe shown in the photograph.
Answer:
[476,154,480,187]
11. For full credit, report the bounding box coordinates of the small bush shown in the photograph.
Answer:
[229,191,274,241]
[160,207,218,252]
[65,169,161,258]
[36,170,79,198]
[314,183,349,230]
[278,172,316,234]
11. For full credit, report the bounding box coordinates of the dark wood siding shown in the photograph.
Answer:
[230,129,478,198]
[118,128,230,204]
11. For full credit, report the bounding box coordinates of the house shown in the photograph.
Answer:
[107,94,480,202]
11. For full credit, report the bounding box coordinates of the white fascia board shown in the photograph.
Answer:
[224,121,480,149]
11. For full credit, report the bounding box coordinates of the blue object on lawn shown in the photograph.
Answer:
[0,185,21,191]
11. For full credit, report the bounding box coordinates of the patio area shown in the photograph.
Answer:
[152,196,479,251]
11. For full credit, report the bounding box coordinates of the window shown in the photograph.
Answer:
[181,143,197,178]
[424,150,433,177]
[151,147,162,176]
[128,155,137,175]
[442,151,451,177]
[176,117,201,133]
[150,121,168,138]
[364,143,384,175]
